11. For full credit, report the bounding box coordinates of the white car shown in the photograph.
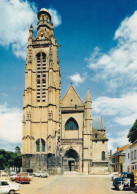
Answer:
[33,171,49,178]
[0,180,20,194]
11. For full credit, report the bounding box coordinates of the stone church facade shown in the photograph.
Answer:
[22,8,109,174]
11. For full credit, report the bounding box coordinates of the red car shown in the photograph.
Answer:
[15,173,31,184]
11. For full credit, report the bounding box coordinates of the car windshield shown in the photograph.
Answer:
[120,173,127,178]
[1,174,8,177]
[1,181,9,186]
[18,173,28,176]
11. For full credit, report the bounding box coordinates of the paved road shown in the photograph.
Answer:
[20,175,136,194]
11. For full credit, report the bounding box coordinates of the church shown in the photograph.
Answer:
[22,8,109,174]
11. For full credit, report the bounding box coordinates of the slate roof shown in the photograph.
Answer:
[92,128,108,141]
[92,116,104,130]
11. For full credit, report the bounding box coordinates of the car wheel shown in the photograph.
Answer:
[9,190,15,194]
[118,183,124,191]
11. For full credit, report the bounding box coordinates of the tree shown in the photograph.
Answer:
[0,155,6,169]
[0,149,6,169]
[15,146,21,154]
[14,153,22,170]
[0,149,22,171]
[127,119,137,143]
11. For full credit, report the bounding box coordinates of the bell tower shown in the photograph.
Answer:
[22,8,61,171]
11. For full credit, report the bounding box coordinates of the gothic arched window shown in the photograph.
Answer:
[36,138,46,152]
[36,139,40,152]
[41,139,45,152]
[65,118,79,130]
[102,151,105,161]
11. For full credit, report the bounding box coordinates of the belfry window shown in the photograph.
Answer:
[36,52,46,102]
[37,80,40,84]
[65,117,79,130]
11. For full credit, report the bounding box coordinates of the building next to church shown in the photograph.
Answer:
[22,8,109,174]
[111,144,130,174]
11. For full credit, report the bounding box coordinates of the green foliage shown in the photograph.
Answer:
[0,148,22,170]
[127,119,137,143]
[0,155,6,169]
[15,146,21,154]
[14,154,22,168]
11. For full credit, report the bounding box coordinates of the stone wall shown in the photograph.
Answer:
[89,166,110,174]
[89,161,109,174]
[92,141,108,161]
[22,154,62,173]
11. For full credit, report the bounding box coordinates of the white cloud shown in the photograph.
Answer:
[93,92,137,126]
[0,0,37,59]
[48,8,62,27]
[0,1,62,59]
[108,129,129,153]
[0,102,22,144]
[87,11,137,91]
[69,73,86,86]
[2,93,8,97]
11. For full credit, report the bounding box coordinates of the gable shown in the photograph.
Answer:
[61,85,84,107]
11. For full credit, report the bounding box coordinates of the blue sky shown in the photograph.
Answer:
[0,0,137,153]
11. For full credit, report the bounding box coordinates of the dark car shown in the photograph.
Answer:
[113,172,134,191]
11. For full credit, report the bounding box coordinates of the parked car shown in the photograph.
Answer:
[10,174,17,182]
[27,173,33,180]
[111,172,119,181]
[15,173,31,184]
[113,172,135,191]
[33,171,49,178]
[0,172,9,181]
[8,172,16,176]
[0,180,20,194]
[9,172,17,182]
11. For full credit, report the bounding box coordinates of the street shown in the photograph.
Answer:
[19,175,136,194]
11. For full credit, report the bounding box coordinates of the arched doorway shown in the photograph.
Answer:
[64,149,79,171]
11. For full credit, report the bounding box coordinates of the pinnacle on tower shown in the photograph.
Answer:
[29,24,33,40]
[85,88,91,102]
